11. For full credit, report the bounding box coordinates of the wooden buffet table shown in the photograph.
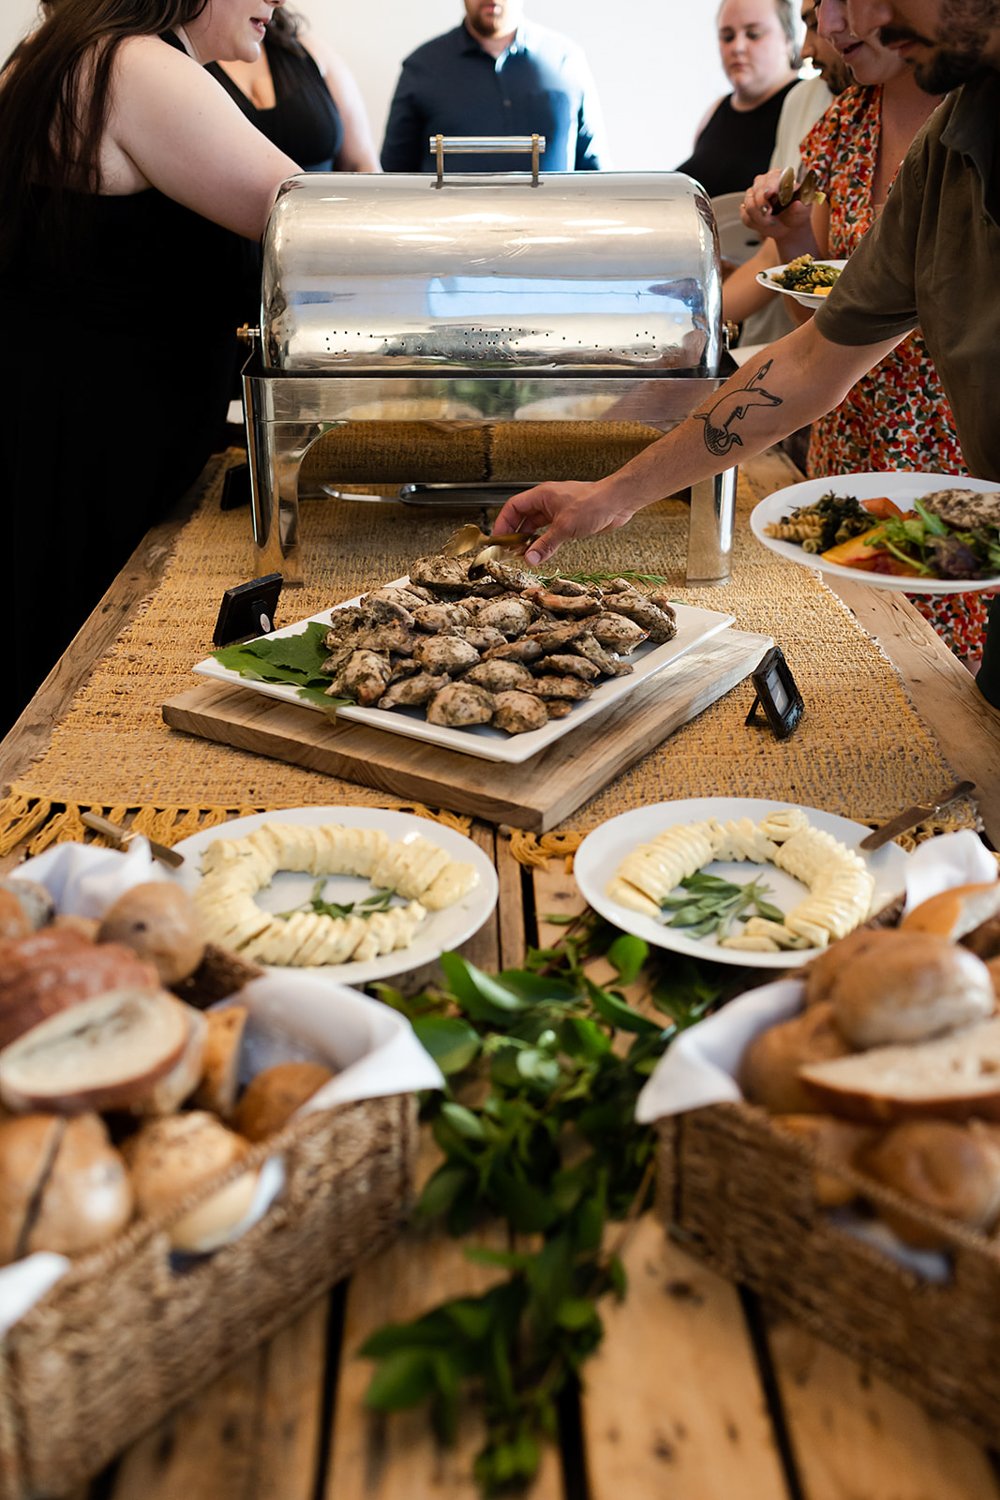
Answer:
[1,449,999,1500]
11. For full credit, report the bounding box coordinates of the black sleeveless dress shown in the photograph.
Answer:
[2,36,250,726]
[207,37,344,170]
[676,82,797,198]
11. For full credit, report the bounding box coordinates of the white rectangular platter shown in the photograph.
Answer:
[193,585,736,766]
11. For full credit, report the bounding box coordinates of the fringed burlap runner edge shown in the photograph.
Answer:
[0,788,474,861]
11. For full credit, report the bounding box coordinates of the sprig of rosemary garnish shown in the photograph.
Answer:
[660,872,783,939]
[360,916,749,1492]
[538,568,669,586]
[277,878,396,921]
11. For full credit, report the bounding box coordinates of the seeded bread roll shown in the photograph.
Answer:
[123,1111,258,1253]
[232,1061,335,1143]
[739,1003,852,1115]
[826,930,995,1047]
[859,1119,1000,1248]
[800,1016,1000,1123]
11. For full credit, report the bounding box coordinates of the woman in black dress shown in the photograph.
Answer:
[0,0,300,729]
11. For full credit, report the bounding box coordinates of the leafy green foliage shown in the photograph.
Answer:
[213,621,351,708]
[538,569,669,587]
[362,915,740,1492]
[277,878,395,922]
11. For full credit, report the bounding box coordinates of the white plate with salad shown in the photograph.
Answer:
[573,798,909,969]
[756,257,847,309]
[750,472,1000,594]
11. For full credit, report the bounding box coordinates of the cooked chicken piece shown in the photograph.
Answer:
[530,676,595,700]
[388,657,420,682]
[492,690,549,734]
[647,592,678,624]
[545,699,573,718]
[412,635,481,675]
[367,584,435,609]
[464,659,536,693]
[325,650,393,705]
[474,596,535,637]
[573,631,633,677]
[352,623,416,654]
[540,576,593,597]
[408,555,474,595]
[320,643,355,676]
[523,587,601,617]
[426,682,495,727]
[358,595,415,626]
[597,577,636,595]
[447,624,508,652]
[471,557,539,592]
[589,612,649,653]
[524,619,590,651]
[412,603,473,633]
[533,654,601,682]
[377,672,451,708]
[600,593,677,643]
[919,488,1000,529]
[324,607,365,645]
[484,637,544,664]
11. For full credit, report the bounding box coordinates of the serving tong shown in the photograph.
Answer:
[440,522,536,560]
[768,166,825,216]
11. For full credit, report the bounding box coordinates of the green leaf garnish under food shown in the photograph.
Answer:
[213,621,352,709]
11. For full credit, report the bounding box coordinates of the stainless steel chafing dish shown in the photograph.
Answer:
[242,153,737,584]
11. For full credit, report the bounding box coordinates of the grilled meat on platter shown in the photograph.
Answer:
[319,555,679,736]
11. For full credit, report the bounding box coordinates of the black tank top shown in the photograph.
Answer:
[207,37,344,171]
[676,82,797,198]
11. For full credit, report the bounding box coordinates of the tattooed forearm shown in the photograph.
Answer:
[694,360,783,457]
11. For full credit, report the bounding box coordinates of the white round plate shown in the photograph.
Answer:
[756,258,847,309]
[573,797,909,969]
[750,471,1000,594]
[173,807,498,985]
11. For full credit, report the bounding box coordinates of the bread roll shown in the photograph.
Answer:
[739,1004,852,1115]
[0,890,31,943]
[191,1005,247,1118]
[124,1112,258,1253]
[232,1061,335,1143]
[0,1114,62,1263]
[0,876,54,932]
[129,1004,207,1116]
[800,1016,1000,1123]
[901,882,1000,944]
[859,1119,1000,1248]
[98,883,205,986]
[0,928,158,1048]
[771,1114,874,1207]
[803,928,888,1008]
[827,930,995,1047]
[25,1114,133,1257]
[0,987,191,1114]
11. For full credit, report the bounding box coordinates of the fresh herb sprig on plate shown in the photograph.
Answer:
[360,914,745,1493]
[660,872,783,939]
[538,568,668,587]
[276,878,396,921]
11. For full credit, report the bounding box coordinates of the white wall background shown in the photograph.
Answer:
[0,1,731,169]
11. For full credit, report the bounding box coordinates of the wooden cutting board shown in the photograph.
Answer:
[163,627,771,831]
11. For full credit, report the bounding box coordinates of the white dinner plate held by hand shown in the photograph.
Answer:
[756,258,848,309]
[573,797,909,969]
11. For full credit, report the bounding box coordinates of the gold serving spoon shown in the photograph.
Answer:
[440,522,535,558]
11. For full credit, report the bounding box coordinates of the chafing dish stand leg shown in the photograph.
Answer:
[686,468,736,585]
[245,411,314,587]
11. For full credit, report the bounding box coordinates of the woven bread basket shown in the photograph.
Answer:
[0,1092,417,1500]
[656,1101,1000,1443]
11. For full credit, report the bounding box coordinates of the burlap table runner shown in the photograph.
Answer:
[0,448,974,859]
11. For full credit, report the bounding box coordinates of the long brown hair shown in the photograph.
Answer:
[0,0,208,267]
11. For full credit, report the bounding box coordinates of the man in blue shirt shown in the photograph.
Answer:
[380,0,606,173]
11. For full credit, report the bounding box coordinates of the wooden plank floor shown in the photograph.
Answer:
[79,847,1000,1500]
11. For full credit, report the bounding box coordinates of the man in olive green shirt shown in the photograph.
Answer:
[494,0,1000,702]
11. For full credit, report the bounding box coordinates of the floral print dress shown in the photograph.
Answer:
[801,86,988,665]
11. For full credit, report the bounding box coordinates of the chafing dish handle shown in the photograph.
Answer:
[430,134,547,188]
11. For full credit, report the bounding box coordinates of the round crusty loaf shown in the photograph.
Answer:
[739,1003,852,1115]
[771,1114,874,1207]
[0,987,191,1114]
[901,882,1000,944]
[825,929,994,1047]
[25,1114,133,1258]
[800,1015,1000,1123]
[0,1114,63,1263]
[859,1119,1000,1248]
[0,928,159,1049]
[98,883,206,987]
[232,1061,335,1143]
[803,928,889,1009]
[123,1111,258,1253]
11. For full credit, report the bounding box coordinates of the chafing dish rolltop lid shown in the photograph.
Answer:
[243,168,735,584]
